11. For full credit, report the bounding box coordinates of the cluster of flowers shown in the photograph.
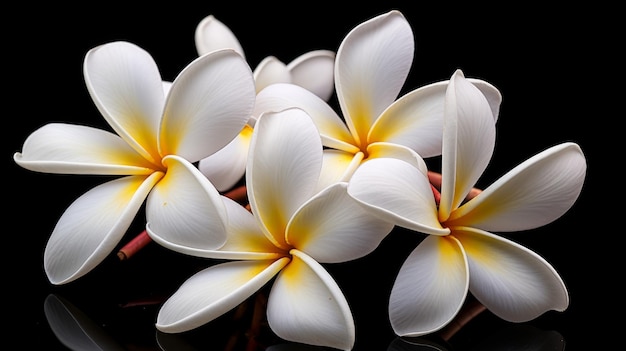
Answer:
[14,10,586,350]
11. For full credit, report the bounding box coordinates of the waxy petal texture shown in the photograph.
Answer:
[448,142,587,231]
[336,10,413,146]
[198,124,252,192]
[84,41,164,164]
[146,155,227,253]
[267,250,354,350]
[254,83,356,152]
[288,50,336,101]
[247,108,322,248]
[254,56,291,92]
[369,81,448,158]
[454,227,569,321]
[348,158,448,235]
[157,258,289,333]
[159,49,255,162]
[194,15,245,57]
[390,235,468,337]
[45,173,161,284]
[14,123,155,175]
[288,182,394,263]
[439,70,496,221]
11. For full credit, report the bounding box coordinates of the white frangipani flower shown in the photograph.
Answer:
[194,14,336,192]
[253,10,502,190]
[13,41,256,284]
[147,108,394,350]
[347,69,587,337]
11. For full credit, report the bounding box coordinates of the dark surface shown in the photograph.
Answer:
[7,3,610,350]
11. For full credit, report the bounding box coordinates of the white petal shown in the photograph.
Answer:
[84,41,164,164]
[467,78,502,123]
[449,142,587,231]
[336,10,413,146]
[439,70,496,221]
[389,235,469,337]
[14,123,155,175]
[146,155,227,253]
[454,227,569,321]
[160,49,255,163]
[44,174,159,284]
[194,15,245,57]
[366,142,428,175]
[288,183,394,263]
[267,250,354,350]
[254,83,357,152]
[254,56,291,93]
[157,258,289,333]
[247,108,322,249]
[347,158,448,235]
[287,49,336,101]
[369,81,447,158]
[318,149,363,191]
[198,124,252,192]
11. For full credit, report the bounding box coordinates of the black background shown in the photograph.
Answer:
[7,2,611,350]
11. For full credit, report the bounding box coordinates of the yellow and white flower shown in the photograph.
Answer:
[253,10,502,189]
[194,14,336,192]
[13,41,255,284]
[347,69,587,336]
[148,108,394,350]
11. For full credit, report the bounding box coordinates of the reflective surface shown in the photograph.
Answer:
[9,2,605,350]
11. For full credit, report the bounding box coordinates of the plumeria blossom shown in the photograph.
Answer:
[252,10,502,189]
[147,108,394,350]
[13,41,256,284]
[347,70,587,336]
[194,14,336,191]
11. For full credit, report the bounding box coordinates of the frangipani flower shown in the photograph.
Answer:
[194,14,336,191]
[13,41,256,284]
[147,108,394,350]
[253,10,502,189]
[195,14,335,99]
[347,70,587,336]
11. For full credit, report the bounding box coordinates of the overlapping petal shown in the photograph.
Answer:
[156,258,289,333]
[335,10,413,146]
[348,158,448,235]
[287,182,394,263]
[368,81,447,158]
[159,49,255,162]
[389,235,468,337]
[44,173,161,284]
[247,108,322,248]
[254,56,292,92]
[145,155,227,253]
[439,70,496,221]
[454,227,569,321]
[318,150,363,191]
[287,50,336,101]
[254,83,356,152]
[14,123,155,175]
[448,142,587,231]
[198,124,252,192]
[84,41,164,164]
[267,250,354,350]
[194,15,245,57]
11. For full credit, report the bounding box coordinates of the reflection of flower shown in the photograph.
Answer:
[194,14,336,192]
[148,108,394,350]
[347,70,587,337]
[14,42,255,284]
[253,10,502,189]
